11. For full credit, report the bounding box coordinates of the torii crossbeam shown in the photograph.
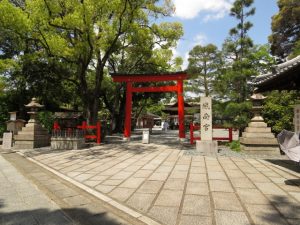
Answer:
[110,71,188,140]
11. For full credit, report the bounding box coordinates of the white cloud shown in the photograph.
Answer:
[173,0,233,20]
[193,34,207,46]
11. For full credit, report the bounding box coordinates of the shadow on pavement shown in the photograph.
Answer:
[261,194,300,224]
[265,159,300,173]
[0,202,127,225]
[285,179,300,186]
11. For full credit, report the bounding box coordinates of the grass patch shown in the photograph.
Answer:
[226,140,241,152]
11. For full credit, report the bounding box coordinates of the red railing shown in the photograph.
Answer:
[77,121,101,144]
[53,121,101,144]
[190,123,233,144]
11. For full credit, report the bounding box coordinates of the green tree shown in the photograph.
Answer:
[263,91,298,134]
[0,0,182,125]
[269,0,300,59]
[187,44,221,97]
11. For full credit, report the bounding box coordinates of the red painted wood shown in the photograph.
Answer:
[177,80,185,139]
[112,74,188,82]
[124,82,132,138]
[189,124,234,144]
[131,85,178,93]
[190,123,194,144]
[97,121,101,144]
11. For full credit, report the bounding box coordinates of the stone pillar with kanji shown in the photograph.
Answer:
[196,97,218,155]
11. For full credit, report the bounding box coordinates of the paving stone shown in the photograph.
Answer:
[137,180,164,194]
[206,166,223,172]
[88,175,109,181]
[149,206,179,225]
[108,187,135,202]
[54,188,78,198]
[254,182,286,195]
[245,204,289,225]
[209,180,234,192]
[94,184,116,193]
[287,218,300,225]
[179,215,212,225]
[236,188,269,204]
[189,173,207,182]
[133,169,153,178]
[246,173,270,183]
[127,193,156,212]
[230,177,255,188]
[190,166,206,174]
[101,179,124,186]
[156,165,173,173]
[225,170,245,178]
[148,172,169,181]
[124,165,142,172]
[182,195,211,216]
[119,177,145,188]
[164,179,186,190]
[212,192,243,211]
[215,210,250,225]
[273,202,300,219]
[83,180,102,187]
[186,182,209,195]
[110,171,133,180]
[208,171,228,180]
[278,183,300,192]
[173,164,189,171]
[169,170,188,179]
[289,191,300,201]
[63,195,91,206]
[239,166,258,174]
[154,190,183,207]
[142,164,159,170]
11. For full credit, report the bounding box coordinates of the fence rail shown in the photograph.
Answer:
[190,123,234,144]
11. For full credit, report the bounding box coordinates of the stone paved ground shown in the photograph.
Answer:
[0,154,74,225]
[21,134,300,225]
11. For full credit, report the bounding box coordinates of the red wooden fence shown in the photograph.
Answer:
[53,121,101,144]
[190,123,233,144]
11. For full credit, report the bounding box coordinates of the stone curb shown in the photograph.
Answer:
[17,151,162,225]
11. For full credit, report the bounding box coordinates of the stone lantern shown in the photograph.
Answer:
[13,98,50,149]
[250,93,266,122]
[240,93,279,155]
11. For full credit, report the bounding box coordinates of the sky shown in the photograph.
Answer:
[163,0,279,69]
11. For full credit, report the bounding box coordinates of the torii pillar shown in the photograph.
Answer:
[110,72,188,141]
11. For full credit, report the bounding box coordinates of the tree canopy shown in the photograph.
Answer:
[269,0,300,59]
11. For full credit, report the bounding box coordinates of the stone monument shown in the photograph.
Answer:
[240,93,279,155]
[6,112,26,135]
[14,98,50,149]
[293,105,300,135]
[196,97,218,155]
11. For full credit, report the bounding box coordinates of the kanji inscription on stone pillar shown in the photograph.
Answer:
[200,97,212,141]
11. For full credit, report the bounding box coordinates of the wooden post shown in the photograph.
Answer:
[190,123,194,144]
[177,80,185,139]
[229,128,233,142]
[124,82,132,139]
[97,121,101,144]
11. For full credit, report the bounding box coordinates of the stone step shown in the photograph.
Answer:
[248,122,268,128]
[241,146,280,155]
[240,137,278,145]
[242,132,274,138]
[245,127,271,133]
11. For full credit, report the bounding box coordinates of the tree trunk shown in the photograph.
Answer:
[86,97,100,125]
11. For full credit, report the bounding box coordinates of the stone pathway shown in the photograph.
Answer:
[21,141,300,225]
[0,154,74,225]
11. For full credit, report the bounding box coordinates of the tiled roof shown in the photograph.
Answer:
[253,55,300,86]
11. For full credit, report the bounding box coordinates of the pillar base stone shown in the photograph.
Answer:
[196,140,218,156]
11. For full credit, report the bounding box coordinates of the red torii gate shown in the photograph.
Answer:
[111,72,188,140]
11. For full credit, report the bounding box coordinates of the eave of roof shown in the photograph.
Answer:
[253,55,300,92]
